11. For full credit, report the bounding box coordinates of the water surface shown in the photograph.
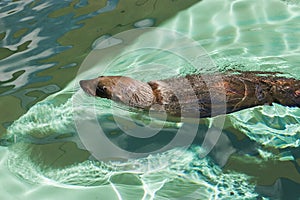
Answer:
[1,0,300,199]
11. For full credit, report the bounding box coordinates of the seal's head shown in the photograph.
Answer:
[80,76,155,109]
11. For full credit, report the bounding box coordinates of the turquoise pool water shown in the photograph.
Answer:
[1,0,300,199]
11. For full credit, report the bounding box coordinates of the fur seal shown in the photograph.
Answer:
[79,71,300,118]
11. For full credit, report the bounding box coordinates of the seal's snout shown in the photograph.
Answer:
[79,79,98,96]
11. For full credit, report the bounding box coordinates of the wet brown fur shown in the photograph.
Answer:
[80,72,300,118]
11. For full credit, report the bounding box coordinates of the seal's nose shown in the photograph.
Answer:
[79,79,97,96]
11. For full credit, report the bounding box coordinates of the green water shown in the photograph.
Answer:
[1,0,300,199]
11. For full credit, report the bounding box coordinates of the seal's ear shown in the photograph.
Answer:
[109,77,155,108]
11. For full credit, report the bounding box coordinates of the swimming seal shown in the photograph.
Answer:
[79,71,300,118]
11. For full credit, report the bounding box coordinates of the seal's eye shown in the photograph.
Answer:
[96,85,107,98]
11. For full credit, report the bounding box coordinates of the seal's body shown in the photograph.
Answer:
[80,72,300,118]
